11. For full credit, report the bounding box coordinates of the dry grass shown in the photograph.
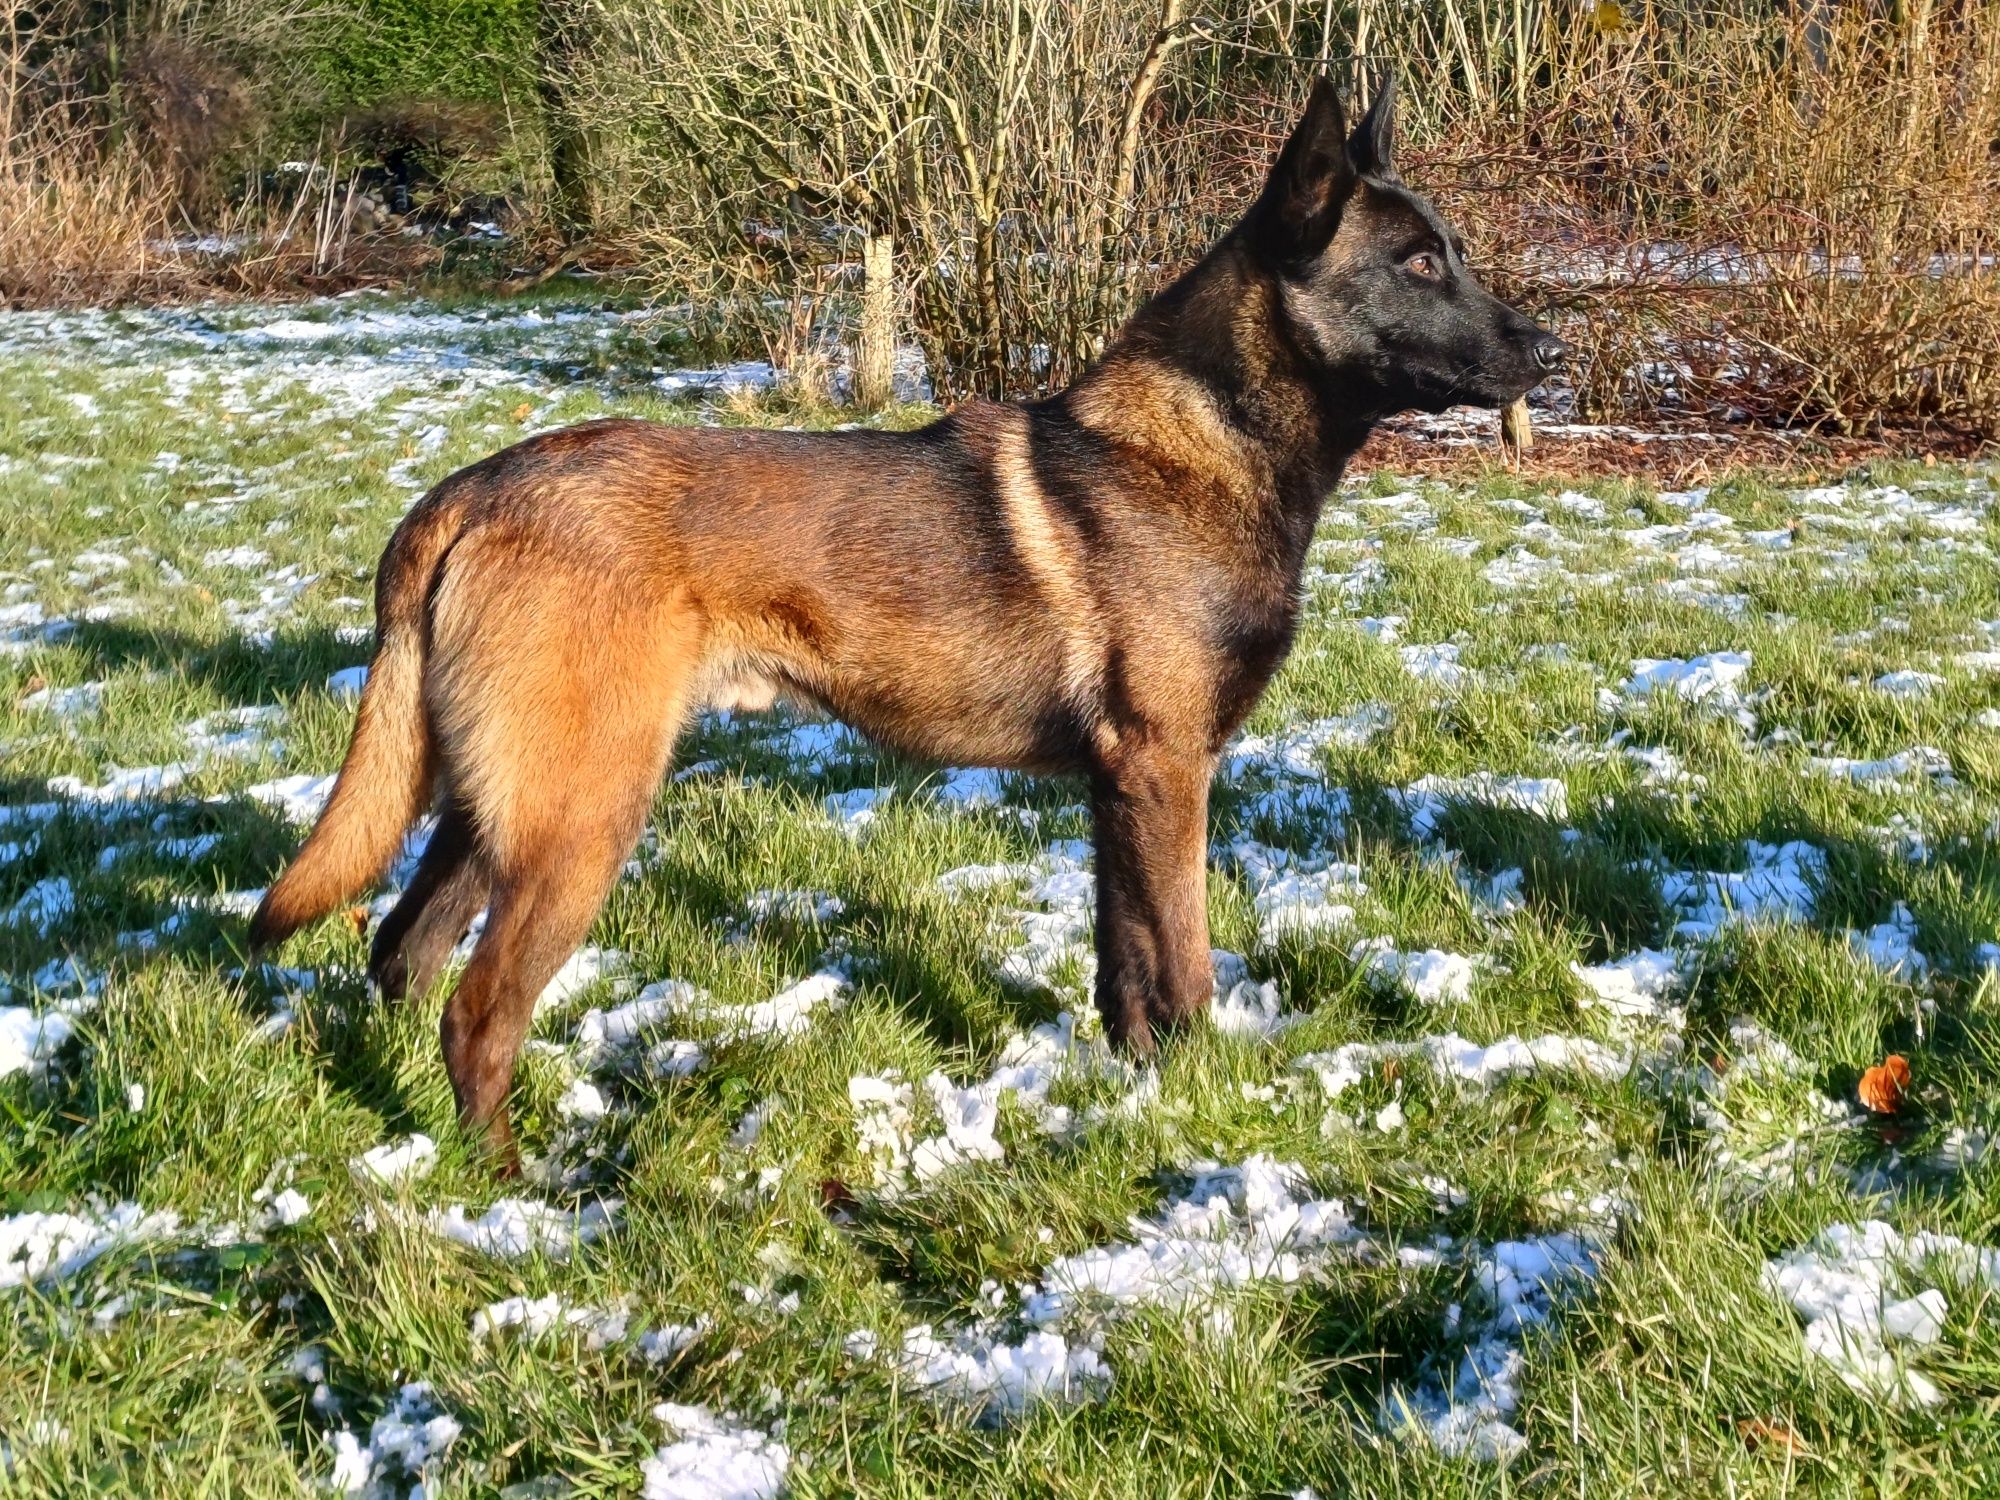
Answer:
[561,0,2000,436]
[1399,0,2000,434]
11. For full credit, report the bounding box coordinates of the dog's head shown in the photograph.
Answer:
[1242,74,1567,413]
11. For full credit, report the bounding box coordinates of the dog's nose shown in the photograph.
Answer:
[1532,333,1571,371]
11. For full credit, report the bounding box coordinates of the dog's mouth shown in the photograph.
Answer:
[1438,335,1571,410]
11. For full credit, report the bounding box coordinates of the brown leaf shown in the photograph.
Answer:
[1738,1416,1807,1455]
[346,906,371,936]
[1858,1054,1911,1114]
[819,1178,857,1214]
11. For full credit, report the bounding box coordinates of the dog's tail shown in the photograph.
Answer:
[248,500,462,950]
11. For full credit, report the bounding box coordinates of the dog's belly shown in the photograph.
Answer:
[697,611,1089,773]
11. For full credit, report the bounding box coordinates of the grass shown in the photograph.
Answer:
[3,294,2000,1496]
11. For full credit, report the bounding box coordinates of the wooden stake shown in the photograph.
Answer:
[1499,396,1534,468]
[854,233,897,410]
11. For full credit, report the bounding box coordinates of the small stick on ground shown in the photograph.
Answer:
[1499,396,1533,469]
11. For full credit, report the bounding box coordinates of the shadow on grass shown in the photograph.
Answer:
[52,620,370,711]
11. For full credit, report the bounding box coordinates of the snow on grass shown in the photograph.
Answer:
[1347,937,1480,1006]
[0,1004,77,1079]
[427,1198,618,1260]
[1658,839,1825,940]
[1295,1033,1631,1100]
[1620,651,1753,725]
[642,1404,788,1500]
[1248,863,1368,946]
[1019,1156,1358,1327]
[1,1203,182,1290]
[1381,1230,1603,1462]
[326,1382,460,1497]
[1571,949,1684,1024]
[1763,1220,2000,1407]
[846,1011,1141,1191]
[1850,902,1929,979]
[467,1294,673,1352]
[1393,773,1569,841]
[12,298,2000,1489]
[1874,669,1945,697]
[1806,745,1954,790]
[890,1326,1113,1423]
[350,1135,437,1186]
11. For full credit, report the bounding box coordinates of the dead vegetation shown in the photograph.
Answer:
[0,0,1995,437]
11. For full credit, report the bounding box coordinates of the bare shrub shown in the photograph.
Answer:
[1338,0,2000,434]
[564,0,2000,435]
[564,0,1309,400]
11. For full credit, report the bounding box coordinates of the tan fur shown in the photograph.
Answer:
[248,505,458,947]
[990,414,1106,718]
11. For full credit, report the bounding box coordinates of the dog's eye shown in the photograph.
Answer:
[1406,253,1443,279]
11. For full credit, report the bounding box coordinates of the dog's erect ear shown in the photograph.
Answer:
[1247,74,1356,261]
[1348,72,1399,181]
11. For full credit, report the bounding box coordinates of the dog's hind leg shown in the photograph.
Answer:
[368,801,490,1003]
[429,558,702,1162]
[1090,742,1215,1054]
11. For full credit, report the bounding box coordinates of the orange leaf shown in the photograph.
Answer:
[346,906,371,936]
[1738,1416,1807,1455]
[511,401,534,422]
[1858,1054,1911,1114]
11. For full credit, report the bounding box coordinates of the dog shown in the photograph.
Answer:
[250,72,1568,1162]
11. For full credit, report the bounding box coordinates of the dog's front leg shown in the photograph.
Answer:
[1089,743,1214,1054]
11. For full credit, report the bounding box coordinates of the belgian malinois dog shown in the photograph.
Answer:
[251,73,1567,1161]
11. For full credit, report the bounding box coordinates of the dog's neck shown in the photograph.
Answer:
[1062,235,1382,514]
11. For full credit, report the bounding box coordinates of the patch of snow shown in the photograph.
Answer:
[1394,773,1569,841]
[642,1403,789,1500]
[892,1326,1112,1422]
[1349,936,1479,1005]
[1659,840,1825,940]
[326,1382,460,1497]
[1874,670,1944,698]
[1,1202,181,1290]
[1850,902,1928,980]
[1763,1220,2000,1407]
[1295,1032,1630,1099]
[1806,745,1953,790]
[427,1197,618,1260]
[351,1134,437,1185]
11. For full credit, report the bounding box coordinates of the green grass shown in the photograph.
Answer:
[4,295,2000,1496]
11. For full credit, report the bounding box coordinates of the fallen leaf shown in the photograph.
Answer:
[1858,1053,1911,1114]
[1738,1416,1808,1455]
[346,906,371,936]
[819,1178,857,1214]
[511,401,534,422]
